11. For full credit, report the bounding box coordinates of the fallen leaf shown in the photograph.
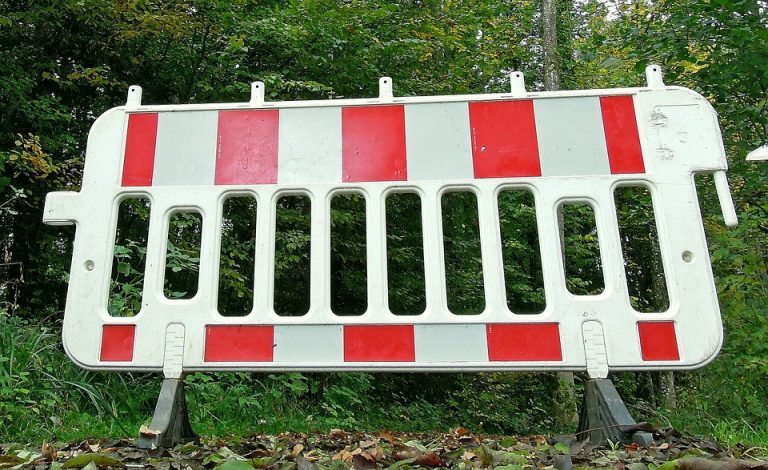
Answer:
[393,449,443,467]
[292,444,304,458]
[62,453,125,468]
[214,461,255,470]
[388,457,416,469]
[296,454,318,470]
[42,442,57,461]
[351,454,377,470]
[359,440,376,449]
[475,444,494,467]
[454,428,470,437]
[499,437,517,449]
[404,440,427,452]
[0,455,26,466]
[138,426,160,438]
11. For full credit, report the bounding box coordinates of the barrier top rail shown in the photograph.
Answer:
[44,66,737,379]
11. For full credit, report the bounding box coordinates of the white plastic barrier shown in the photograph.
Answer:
[44,66,737,379]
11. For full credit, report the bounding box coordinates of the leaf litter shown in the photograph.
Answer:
[1,427,767,469]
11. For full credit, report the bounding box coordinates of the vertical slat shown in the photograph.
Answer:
[196,198,218,310]
[310,188,330,319]
[142,195,167,301]
[366,186,388,320]
[421,186,445,317]
[477,186,505,318]
[253,188,274,315]
[535,189,566,305]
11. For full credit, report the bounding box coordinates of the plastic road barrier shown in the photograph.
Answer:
[44,66,738,380]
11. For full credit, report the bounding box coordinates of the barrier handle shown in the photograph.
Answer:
[43,191,80,226]
[714,170,738,228]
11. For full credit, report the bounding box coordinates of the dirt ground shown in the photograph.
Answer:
[2,428,768,469]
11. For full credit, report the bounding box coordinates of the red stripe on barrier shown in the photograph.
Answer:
[600,96,645,174]
[469,100,541,178]
[204,325,274,362]
[100,325,135,361]
[638,321,679,361]
[122,113,158,186]
[486,323,562,361]
[344,325,415,362]
[342,106,407,182]
[216,110,279,185]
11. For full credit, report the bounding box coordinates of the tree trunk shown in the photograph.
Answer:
[542,0,561,92]
[542,0,578,430]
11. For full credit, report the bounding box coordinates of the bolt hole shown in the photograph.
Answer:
[681,251,693,263]
[84,260,95,271]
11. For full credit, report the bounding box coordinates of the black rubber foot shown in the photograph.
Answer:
[576,378,638,445]
[137,378,197,449]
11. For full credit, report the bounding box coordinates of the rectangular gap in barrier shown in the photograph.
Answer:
[331,192,367,316]
[614,185,670,312]
[217,195,257,317]
[386,192,426,315]
[163,211,203,300]
[560,202,605,295]
[274,195,311,316]
[498,189,546,314]
[109,197,151,317]
[441,190,485,315]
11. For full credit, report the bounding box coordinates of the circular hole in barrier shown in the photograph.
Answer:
[84,260,95,271]
[681,251,693,263]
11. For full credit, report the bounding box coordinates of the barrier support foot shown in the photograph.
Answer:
[576,378,646,445]
[137,377,196,449]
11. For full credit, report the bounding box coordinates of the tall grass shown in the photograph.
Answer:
[0,314,152,441]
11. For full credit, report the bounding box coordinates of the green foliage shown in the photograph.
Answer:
[0,314,132,440]
[0,0,766,447]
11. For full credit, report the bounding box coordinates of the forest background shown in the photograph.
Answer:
[0,0,766,445]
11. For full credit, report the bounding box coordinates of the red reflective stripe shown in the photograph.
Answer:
[100,325,135,361]
[342,106,407,182]
[469,100,541,178]
[122,113,158,186]
[600,96,645,174]
[204,325,274,362]
[216,110,279,185]
[486,323,562,361]
[344,325,415,362]
[638,321,679,361]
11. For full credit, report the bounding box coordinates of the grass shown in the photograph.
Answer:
[3,314,768,448]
